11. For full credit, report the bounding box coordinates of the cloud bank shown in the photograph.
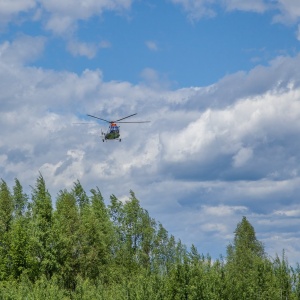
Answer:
[1,31,300,263]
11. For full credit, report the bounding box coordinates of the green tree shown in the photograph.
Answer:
[28,174,56,280]
[8,215,31,279]
[13,178,28,218]
[0,179,14,279]
[119,191,158,273]
[72,180,89,212]
[165,256,190,300]
[1,179,31,280]
[152,223,170,274]
[0,179,14,234]
[292,263,300,300]
[53,189,80,290]
[108,194,125,280]
[273,251,293,300]
[78,188,114,281]
[225,216,266,300]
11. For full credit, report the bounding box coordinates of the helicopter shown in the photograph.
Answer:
[87,113,150,142]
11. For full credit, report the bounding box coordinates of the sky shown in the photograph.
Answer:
[1,0,300,264]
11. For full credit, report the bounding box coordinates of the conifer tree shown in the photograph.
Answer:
[72,180,89,212]
[78,188,114,281]
[13,178,28,218]
[0,179,14,234]
[225,216,266,299]
[273,251,293,300]
[8,215,30,279]
[29,173,56,279]
[0,179,14,279]
[53,189,80,289]
[5,179,30,279]
[152,223,170,274]
[108,194,126,273]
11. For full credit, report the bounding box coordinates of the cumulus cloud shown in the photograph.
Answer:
[297,24,300,41]
[2,34,300,264]
[66,38,112,58]
[162,86,300,185]
[0,0,35,15]
[40,0,133,34]
[232,147,253,168]
[1,0,300,37]
[273,0,300,24]
[145,40,159,51]
[170,0,300,24]
[99,40,111,49]
[0,0,133,34]
[67,39,98,58]
[0,35,46,66]
[139,68,173,90]
[170,0,216,20]
[0,0,36,26]
[223,0,267,13]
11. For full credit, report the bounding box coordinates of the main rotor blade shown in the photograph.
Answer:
[117,121,150,123]
[87,114,111,123]
[114,113,137,122]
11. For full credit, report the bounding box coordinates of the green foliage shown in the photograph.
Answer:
[0,179,14,234]
[273,251,294,300]
[8,216,31,279]
[72,180,89,211]
[225,216,283,300]
[78,188,113,281]
[0,180,14,279]
[0,177,298,299]
[53,189,80,290]
[13,178,28,218]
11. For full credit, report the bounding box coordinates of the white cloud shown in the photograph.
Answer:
[274,208,300,217]
[139,68,172,90]
[170,0,300,24]
[99,40,111,49]
[44,15,75,35]
[40,0,133,34]
[170,0,216,20]
[67,39,98,58]
[0,35,45,66]
[2,36,300,264]
[39,0,132,19]
[66,38,111,58]
[1,0,300,38]
[0,0,35,26]
[145,40,159,51]
[232,147,253,168]
[0,0,133,34]
[161,85,300,188]
[202,205,248,216]
[223,0,267,13]
[0,0,35,14]
[297,24,300,41]
[273,0,300,24]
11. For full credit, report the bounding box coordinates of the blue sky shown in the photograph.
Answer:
[1,0,300,264]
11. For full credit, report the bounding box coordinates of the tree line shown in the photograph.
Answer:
[0,174,300,299]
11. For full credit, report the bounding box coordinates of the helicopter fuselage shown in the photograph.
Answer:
[102,123,121,142]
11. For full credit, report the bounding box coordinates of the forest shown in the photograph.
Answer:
[0,174,300,299]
